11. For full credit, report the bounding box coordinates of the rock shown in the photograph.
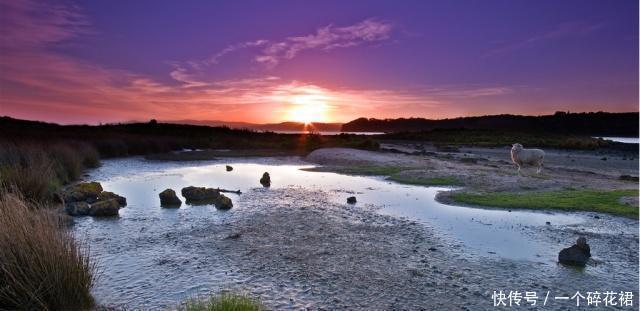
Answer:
[88,199,120,217]
[62,182,127,217]
[545,221,551,225]
[181,186,220,204]
[225,232,241,239]
[215,194,233,210]
[99,191,127,207]
[619,175,639,182]
[159,189,181,207]
[65,201,90,216]
[63,182,103,203]
[226,165,233,172]
[260,172,271,187]
[558,237,591,266]
[347,196,357,204]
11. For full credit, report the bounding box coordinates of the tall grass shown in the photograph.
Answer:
[0,191,96,310]
[180,293,264,311]
[0,142,100,202]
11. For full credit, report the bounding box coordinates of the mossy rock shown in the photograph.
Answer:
[99,191,127,207]
[181,186,221,204]
[63,182,103,202]
[215,194,233,210]
[159,188,182,207]
[88,199,120,217]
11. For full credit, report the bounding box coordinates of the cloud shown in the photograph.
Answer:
[254,19,393,67]
[0,0,91,49]
[0,1,513,124]
[483,21,605,58]
[175,18,394,73]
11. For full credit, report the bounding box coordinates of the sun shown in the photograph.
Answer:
[286,94,329,124]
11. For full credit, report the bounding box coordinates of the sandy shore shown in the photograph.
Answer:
[84,155,638,310]
[204,188,638,310]
[305,145,639,208]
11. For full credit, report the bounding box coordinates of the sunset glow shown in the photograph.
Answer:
[0,1,637,124]
[287,98,329,124]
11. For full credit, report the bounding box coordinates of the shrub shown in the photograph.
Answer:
[0,146,57,201]
[0,191,96,310]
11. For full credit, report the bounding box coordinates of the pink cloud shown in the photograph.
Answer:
[0,1,515,124]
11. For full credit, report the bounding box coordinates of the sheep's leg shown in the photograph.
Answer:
[536,160,544,174]
[516,164,522,175]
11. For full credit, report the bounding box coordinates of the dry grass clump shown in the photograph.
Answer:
[0,142,101,202]
[0,191,96,310]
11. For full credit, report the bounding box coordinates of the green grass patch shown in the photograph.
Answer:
[387,175,463,186]
[450,189,639,218]
[302,165,409,176]
[179,293,263,311]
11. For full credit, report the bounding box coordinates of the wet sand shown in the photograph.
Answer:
[81,154,638,310]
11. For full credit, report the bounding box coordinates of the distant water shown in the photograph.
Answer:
[597,136,639,144]
[271,131,383,135]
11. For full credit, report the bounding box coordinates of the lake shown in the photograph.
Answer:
[74,157,639,309]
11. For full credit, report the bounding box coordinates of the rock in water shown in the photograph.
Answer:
[575,237,591,256]
[99,191,127,207]
[215,194,233,210]
[63,182,103,203]
[558,237,591,266]
[226,165,233,172]
[260,172,271,187]
[65,201,90,216]
[62,182,127,217]
[159,189,182,207]
[347,196,357,204]
[181,186,221,204]
[88,199,120,217]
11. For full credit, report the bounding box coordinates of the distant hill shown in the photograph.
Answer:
[341,112,639,136]
[163,120,343,132]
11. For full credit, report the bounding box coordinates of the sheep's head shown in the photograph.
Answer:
[511,143,523,152]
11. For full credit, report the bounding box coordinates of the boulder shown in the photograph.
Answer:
[215,194,233,210]
[347,196,357,204]
[88,199,120,217]
[558,237,591,266]
[260,172,271,187]
[181,186,221,204]
[226,165,233,172]
[99,191,127,207]
[63,182,103,203]
[159,189,182,207]
[65,201,90,216]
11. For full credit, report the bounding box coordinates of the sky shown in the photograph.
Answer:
[0,0,638,124]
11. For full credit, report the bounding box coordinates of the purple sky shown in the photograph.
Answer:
[0,0,637,124]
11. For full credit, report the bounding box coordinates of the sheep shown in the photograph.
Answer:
[511,143,545,174]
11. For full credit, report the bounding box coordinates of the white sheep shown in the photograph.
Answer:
[511,143,545,174]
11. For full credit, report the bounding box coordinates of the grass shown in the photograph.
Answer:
[0,143,101,202]
[387,175,463,186]
[450,189,639,218]
[302,165,410,176]
[180,293,264,311]
[0,190,96,310]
